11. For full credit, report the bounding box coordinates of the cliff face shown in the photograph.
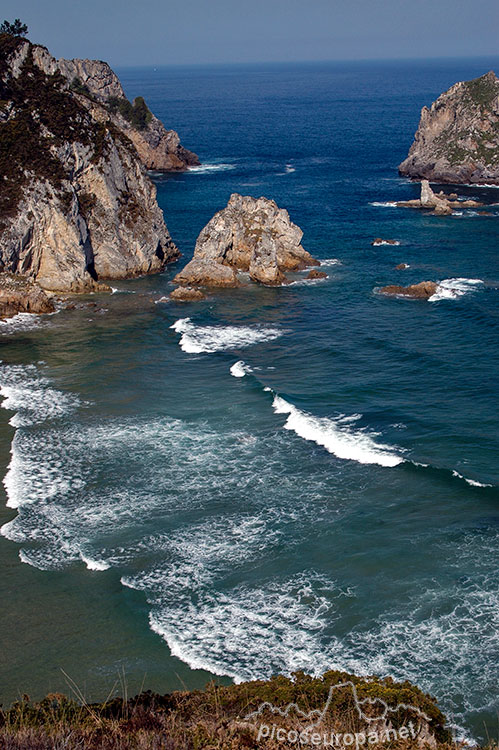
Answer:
[174,193,319,289]
[38,54,199,172]
[0,35,183,292]
[399,71,499,184]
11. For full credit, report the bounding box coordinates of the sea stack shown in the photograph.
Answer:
[399,71,499,184]
[173,194,319,290]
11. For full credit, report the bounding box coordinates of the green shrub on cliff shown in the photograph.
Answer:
[107,95,153,130]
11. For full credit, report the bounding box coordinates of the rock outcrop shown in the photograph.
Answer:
[41,55,199,172]
[306,269,328,279]
[174,194,319,289]
[0,272,56,317]
[399,71,499,184]
[0,34,182,292]
[380,281,437,299]
[396,180,482,215]
[169,286,206,302]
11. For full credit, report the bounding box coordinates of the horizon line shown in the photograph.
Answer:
[111,53,499,70]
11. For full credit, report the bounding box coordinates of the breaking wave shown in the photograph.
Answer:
[271,394,403,467]
[230,360,253,377]
[170,318,284,353]
[188,162,236,174]
[429,278,484,302]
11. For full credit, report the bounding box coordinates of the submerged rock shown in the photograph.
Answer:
[0,272,56,318]
[306,269,328,279]
[175,194,319,289]
[372,238,398,245]
[380,281,437,299]
[395,263,409,270]
[399,71,499,184]
[169,286,206,302]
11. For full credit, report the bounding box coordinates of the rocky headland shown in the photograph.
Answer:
[171,193,319,296]
[399,70,499,184]
[0,33,196,305]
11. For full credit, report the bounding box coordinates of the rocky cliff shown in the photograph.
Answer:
[0,34,190,293]
[48,55,199,172]
[399,71,499,184]
[173,193,319,291]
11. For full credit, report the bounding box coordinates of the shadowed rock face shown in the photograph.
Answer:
[174,194,319,288]
[380,281,438,299]
[399,71,499,184]
[0,35,181,292]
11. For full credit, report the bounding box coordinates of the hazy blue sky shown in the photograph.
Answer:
[2,0,498,66]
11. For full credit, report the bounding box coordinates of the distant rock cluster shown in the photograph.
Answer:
[396,180,482,215]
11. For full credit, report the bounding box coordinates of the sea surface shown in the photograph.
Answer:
[1,59,498,741]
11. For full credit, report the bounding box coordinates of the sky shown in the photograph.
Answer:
[1,0,498,67]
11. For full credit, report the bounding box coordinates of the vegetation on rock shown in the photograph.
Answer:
[0,671,459,749]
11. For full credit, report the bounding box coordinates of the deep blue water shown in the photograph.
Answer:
[0,59,498,741]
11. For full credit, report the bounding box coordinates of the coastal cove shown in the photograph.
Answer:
[0,57,498,744]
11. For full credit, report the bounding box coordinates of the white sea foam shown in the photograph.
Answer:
[285,164,296,173]
[80,552,111,571]
[230,360,252,377]
[170,318,283,353]
[451,470,492,488]
[329,532,499,737]
[0,312,44,334]
[124,569,346,683]
[0,364,81,428]
[372,240,401,246]
[289,276,328,286]
[271,395,403,467]
[188,163,236,174]
[463,182,499,188]
[319,258,342,266]
[428,278,484,302]
[369,201,398,207]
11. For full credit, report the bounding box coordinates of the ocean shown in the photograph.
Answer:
[0,58,498,742]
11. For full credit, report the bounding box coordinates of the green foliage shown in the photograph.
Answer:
[464,73,499,110]
[0,672,458,749]
[0,18,28,36]
[0,44,116,224]
[69,76,91,97]
[107,95,152,130]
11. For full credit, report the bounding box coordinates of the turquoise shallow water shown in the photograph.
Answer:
[0,59,498,741]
